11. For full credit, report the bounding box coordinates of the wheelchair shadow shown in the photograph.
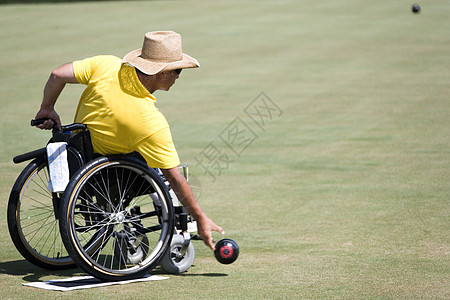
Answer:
[0,259,84,282]
[1,260,228,282]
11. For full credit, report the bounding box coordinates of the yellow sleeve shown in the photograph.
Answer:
[73,57,95,85]
[73,55,121,85]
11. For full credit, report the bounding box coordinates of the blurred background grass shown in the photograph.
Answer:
[0,0,449,299]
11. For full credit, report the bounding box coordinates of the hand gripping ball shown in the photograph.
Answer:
[214,239,239,264]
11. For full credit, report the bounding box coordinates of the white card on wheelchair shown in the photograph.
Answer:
[46,142,70,193]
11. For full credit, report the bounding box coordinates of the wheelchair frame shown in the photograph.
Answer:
[8,120,197,281]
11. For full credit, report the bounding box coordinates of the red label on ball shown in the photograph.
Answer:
[220,245,233,258]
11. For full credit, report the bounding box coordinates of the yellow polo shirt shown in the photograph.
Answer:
[72,55,180,169]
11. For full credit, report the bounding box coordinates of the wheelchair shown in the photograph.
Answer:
[8,120,197,281]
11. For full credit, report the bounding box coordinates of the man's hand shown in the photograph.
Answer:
[34,108,61,130]
[196,214,224,250]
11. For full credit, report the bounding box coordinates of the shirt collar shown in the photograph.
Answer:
[118,63,156,102]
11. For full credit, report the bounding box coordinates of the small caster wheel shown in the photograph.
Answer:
[160,234,195,274]
[113,231,149,265]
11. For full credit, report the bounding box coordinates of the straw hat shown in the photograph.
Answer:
[123,31,200,75]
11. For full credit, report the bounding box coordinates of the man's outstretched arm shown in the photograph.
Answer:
[35,63,78,129]
[161,167,224,250]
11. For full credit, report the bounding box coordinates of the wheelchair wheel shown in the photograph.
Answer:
[59,155,174,281]
[7,156,75,270]
[159,234,195,274]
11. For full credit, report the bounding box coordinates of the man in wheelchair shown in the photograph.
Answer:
[34,31,223,251]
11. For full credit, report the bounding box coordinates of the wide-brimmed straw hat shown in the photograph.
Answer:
[123,31,199,75]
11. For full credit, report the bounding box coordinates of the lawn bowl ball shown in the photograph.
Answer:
[214,239,239,264]
[412,4,421,14]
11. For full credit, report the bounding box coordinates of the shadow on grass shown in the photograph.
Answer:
[152,266,228,277]
[179,273,228,277]
[1,260,228,282]
[0,259,84,282]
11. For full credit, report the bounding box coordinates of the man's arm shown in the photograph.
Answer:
[35,63,78,129]
[161,167,224,250]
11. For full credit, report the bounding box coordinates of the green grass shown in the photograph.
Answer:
[0,0,449,299]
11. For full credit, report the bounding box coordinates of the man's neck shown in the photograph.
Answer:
[136,68,157,93]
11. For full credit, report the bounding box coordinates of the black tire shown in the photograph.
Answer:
[7,156,75,270]
[159,234,195,274]
[59,156,174,281]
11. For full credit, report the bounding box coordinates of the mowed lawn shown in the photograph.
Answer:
[0,0,448,299]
